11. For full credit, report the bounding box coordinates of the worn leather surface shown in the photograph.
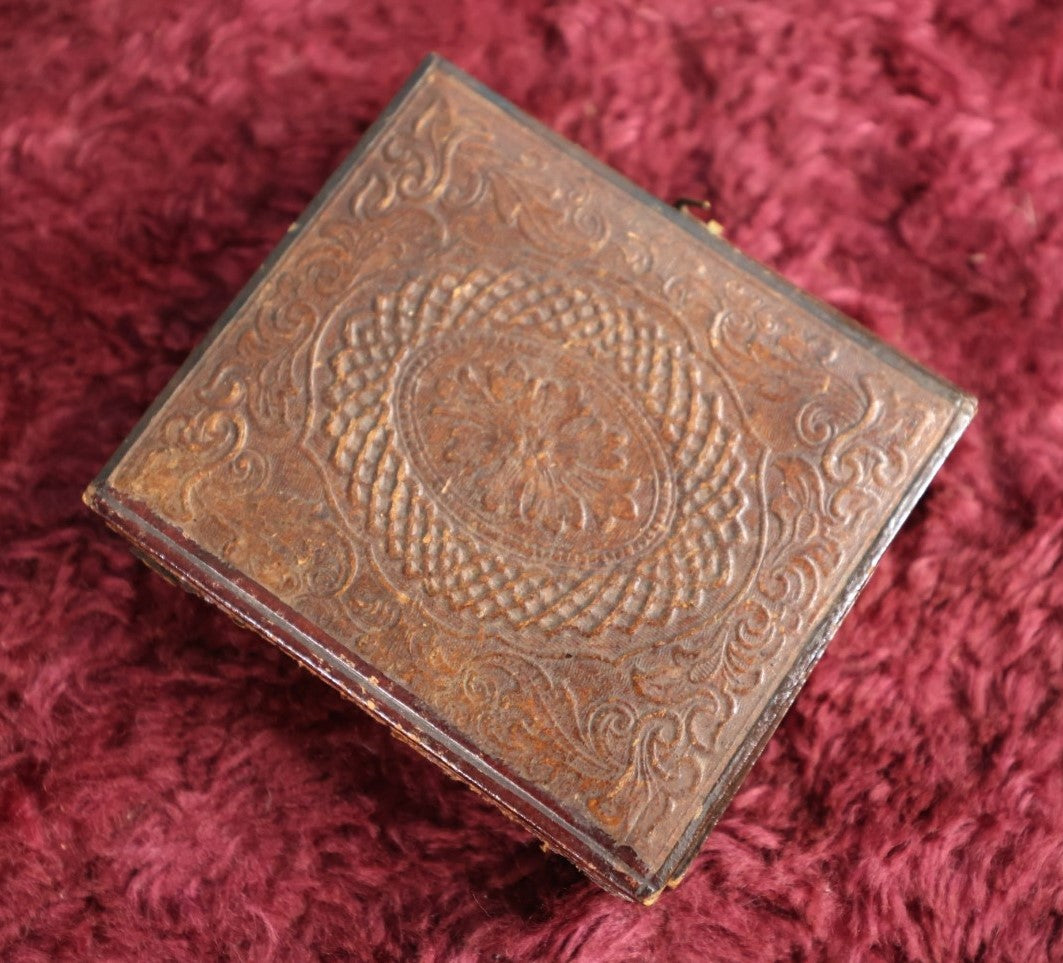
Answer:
[92,60,969,900]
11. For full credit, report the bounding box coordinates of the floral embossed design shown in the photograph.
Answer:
[311,267,756,643]
[429,355,639,538]
[393,330,675,567]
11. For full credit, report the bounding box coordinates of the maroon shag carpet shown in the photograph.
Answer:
[3,1,1062,959]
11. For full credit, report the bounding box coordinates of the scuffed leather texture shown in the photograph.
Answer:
[89,58,971,900]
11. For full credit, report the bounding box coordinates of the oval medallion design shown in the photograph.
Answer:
[310,265,759,644]
[394,331,676,566]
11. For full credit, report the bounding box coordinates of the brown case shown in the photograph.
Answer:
[84,55,975,902]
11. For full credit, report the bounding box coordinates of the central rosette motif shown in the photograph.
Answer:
[434,359,635,534]
[394,331,674,565]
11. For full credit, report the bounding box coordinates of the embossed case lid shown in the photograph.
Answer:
[84,55,975,903]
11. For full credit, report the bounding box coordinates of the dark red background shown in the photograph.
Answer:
[2,1,1062,959]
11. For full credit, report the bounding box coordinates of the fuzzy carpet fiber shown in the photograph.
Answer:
[3,0,1063,959]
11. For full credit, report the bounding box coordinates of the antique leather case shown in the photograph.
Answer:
[84,55,975,902]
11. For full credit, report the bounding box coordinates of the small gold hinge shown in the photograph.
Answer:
[673,197,725,236]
